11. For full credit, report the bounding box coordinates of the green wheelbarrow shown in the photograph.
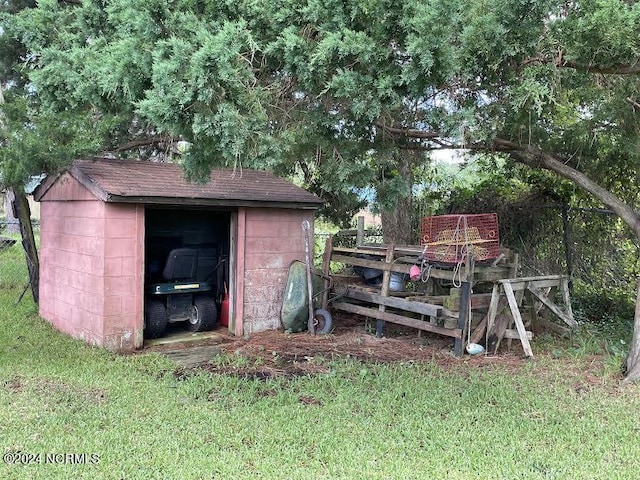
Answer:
[280,260,333,334]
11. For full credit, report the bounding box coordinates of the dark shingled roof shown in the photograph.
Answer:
[36,158,323,209]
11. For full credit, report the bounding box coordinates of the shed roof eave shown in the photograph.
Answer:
[33,166,110,202]
[103,194,324,210]
[33,173,59,202]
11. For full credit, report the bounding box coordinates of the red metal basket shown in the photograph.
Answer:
[420,213,500,264]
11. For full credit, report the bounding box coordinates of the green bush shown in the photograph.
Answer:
[571,281,634,343]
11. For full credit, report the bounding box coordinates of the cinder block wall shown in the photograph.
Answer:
[243,208,314,333]
[101,203,144,351]
[39,175,144,351]
[39,199,107,346]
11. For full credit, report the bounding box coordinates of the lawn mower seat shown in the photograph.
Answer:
[163,248,198,282]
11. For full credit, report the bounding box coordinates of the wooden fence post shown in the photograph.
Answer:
[376,244,394,338]
[356,216,365,247]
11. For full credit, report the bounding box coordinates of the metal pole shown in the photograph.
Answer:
[561,204,573,291]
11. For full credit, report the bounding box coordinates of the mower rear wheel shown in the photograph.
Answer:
[145,300,168,339]
[313,308,333,335]
[188,296,218,332]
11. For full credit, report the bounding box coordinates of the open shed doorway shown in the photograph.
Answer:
[144,207,232,343]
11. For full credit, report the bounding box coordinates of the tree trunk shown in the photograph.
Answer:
[624,280,640,382]
[11,188,39,304]
[494,138,640,381]
[4,189,20,234]
[381,151,415,245]
[381,197,413,244]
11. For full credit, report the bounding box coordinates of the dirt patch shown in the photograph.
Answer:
[174,312,536,380]
[2,374,108,403]
[3,375,25,394]
[150,313,623,387]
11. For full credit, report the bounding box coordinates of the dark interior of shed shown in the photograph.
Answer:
[144,207,231,336]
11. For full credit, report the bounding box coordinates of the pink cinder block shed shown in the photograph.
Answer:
[34,158,323,352]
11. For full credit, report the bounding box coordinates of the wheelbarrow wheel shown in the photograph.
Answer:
[313,309,333,335]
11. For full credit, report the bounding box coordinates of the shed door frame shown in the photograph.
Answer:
[143,205,236,337]
[229,207,245,337]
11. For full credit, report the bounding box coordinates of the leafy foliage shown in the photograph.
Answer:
[1,0,640,237]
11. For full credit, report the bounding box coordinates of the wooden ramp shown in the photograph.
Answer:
[160,345,224,368]
[145,330,229,367]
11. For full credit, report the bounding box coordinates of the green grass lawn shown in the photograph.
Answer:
[1,242,640,479]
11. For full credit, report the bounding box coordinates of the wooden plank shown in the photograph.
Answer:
[405,295,445,305]
[488,312,511,353]
[443,293,495,312]
[330,249,513,283]
[470,316,488,345]
[234,207,246,337]
[321,235,333,310]
[161,345,223,368]
[500,274,564,283]
[486,284,501,337]
[454,281,471,357]
[469,267,517,282]
[332,246,389,256]
[469,293,494,309]
[356,215,365,247]
[332,302,462,338]
[470,296,507,345]
[330,254,411,275]
[527,289,542,336]
[503,329,533,340]
[145,331,226,347]
[527,285,578,328]
[560,277,575,325]
[345,245,424,257]
[334,229,378,237]
[343,288,441,317]
[498,277,564,291]
[503,282,534,357]
[377,245,394,338]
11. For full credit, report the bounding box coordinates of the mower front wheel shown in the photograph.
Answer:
[188,296,218,332]
[145,300,168,339]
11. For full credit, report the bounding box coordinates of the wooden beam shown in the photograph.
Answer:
[343,288,442,317]
[560,277,575,325]
[454,281,471,357]
[470,296,508,345]
[233,207,246,337]
[332,246,389,256]
[486,284,502,338]
[330,254,411,274]
[503,282,534,357]
[356,216,365,247]
[489,312,512,354]
[332,302,462,338]
[321,235,333,310]
[498,276,564,290]
[377,245,394,337]
[527,285,578,328]
[503,329,533,340]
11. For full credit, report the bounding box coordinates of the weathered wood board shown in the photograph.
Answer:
[161,345,223,368]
